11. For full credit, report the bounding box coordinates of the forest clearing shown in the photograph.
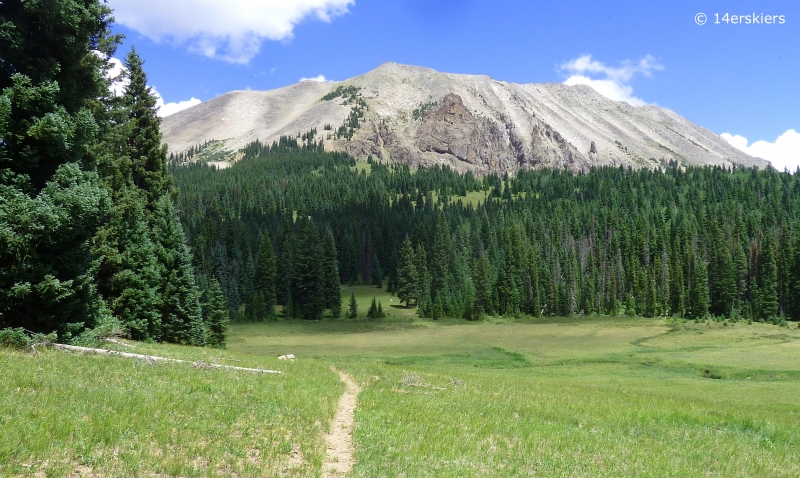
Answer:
[3,284,799,476]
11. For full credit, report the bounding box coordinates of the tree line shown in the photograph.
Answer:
[171,138,800,324]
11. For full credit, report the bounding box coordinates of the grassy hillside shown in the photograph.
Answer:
[3,284,800,476]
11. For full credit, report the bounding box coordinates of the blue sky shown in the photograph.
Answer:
[107,0,800,169]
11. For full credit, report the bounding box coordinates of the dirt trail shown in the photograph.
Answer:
[322,368,362,477]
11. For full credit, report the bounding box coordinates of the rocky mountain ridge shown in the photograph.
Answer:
[161,62,767,173]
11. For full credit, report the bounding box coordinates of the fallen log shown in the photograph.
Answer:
[50,344,282,374]
[104,338,136,348]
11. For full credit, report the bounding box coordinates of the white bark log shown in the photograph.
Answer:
[104,338,136,348]
[50,344,281,374]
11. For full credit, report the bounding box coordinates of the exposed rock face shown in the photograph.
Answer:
[161,62,768,173]
[414,93,516,172]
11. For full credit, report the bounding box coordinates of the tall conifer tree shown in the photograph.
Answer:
[151,196,204,345]
[0,0,115,335]
[206,278,229,348]
[122,48,171,207]
[322,227,342,318]
[759,231,779,319]
[251,232,277,321]
[396,236,419,307]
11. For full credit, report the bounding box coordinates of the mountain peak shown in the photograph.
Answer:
[161,64,766,173]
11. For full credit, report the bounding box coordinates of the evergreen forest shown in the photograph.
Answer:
[2,0,800,352]
[0,1,227,347]
[171,136,800,325]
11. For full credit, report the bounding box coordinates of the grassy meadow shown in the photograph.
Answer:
[3,284,800,476]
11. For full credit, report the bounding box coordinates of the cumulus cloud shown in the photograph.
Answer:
[560,54,663,106]
[721,130,800,172]
[102,55,201,117]
[155,94,202,117]
[300,75,331,82]
[108,0,354,64]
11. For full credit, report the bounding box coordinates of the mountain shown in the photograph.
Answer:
[161,62,767,173]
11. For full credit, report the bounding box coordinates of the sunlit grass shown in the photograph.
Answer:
[229,289,800,477]
[0,344,342,477]
[4,287,800,476]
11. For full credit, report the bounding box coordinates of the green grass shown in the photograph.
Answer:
[229,288,800,477]
[0,344,342,477]
[3,287,800,476]
[350,162,372,175]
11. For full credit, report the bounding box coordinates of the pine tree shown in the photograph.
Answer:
[122,48,171,207]
[759,231,779,320]
[367,297,379,319]
[252,233,277,321]
[348,292,358,319]
[151,195,204,345]
[432,294,444,320]
[93,188,161,340]
[396,236,419,306]
[685,245,710,319]
[293,217,325,320]
[431,216,451,299]
[322,227,342,318]
[276,214,295,317]
[0,0,116,336]
[788,231,800,321]
[474,253,491,318]
[206,278,229,348]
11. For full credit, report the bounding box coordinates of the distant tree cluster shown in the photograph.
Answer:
[412,101,438,121]
[320,85,367,141]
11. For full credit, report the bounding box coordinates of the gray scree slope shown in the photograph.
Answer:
[162,62,767,173]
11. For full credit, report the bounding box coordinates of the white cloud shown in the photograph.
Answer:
[108,0,354,64]
[155,93,202,117]
[560,54,663,106]
[300,75,331,82]
[721,130,800,172]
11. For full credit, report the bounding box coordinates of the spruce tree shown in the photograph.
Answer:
[93,188,160,340]
[474,253,491,318]
[396,236,419,307]
[322,227,342,318]
[367,297,378,319]
[122,48,171,207]
[0,0,115,335]
[416,243,432,316]
[348,292,358,319]
[151,196,204,345]
[431,215,452,299]
[206,278,229,348]
[788,231,800,321]
[759,231,779,320]
[293,217,324,320]
[277,214,295,317]
[685,245,710,319]
[252,233,277,321]
[377,300,385,318]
